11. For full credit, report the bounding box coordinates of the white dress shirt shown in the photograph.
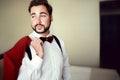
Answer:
[17,31,71,80]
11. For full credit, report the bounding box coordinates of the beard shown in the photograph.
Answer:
[32,23,51,34]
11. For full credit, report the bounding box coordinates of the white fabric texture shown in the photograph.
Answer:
[17,31,71,80]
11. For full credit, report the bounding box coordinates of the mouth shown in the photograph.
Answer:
[32,23,50,34]
[36,25,43,30]
[35,24,45,30]
[33,24,46,33]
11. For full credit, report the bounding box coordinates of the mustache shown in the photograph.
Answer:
[34,24,45,28]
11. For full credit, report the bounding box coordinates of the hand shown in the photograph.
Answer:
[31,37,44,58]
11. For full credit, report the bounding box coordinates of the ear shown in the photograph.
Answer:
[50,15,53,21]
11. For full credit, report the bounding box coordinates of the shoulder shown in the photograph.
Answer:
[53,35,66,52]
[53,35,64,45]
[19,36,31,42]
[14,36,31,47]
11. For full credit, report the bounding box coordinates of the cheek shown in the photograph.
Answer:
[43,19,51,25]
[31,20,36,27]
[42,17,50,23]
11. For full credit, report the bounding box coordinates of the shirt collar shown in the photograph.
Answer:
[29,31,52,40]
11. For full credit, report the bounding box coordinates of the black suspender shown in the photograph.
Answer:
[26,35,63,60]
[26,46,32,60]
[53,35,63,53]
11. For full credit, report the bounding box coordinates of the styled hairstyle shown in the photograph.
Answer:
[28,0,53,15]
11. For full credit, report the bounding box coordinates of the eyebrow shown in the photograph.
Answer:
[40,12,47,15]
[31,13,35,15]
[31,12,47,15]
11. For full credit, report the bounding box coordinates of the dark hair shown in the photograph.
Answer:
[28,0,53,15]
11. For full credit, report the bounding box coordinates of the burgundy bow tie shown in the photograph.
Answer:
[40,36,54,43]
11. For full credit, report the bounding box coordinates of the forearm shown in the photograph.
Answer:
[17,55,43,80]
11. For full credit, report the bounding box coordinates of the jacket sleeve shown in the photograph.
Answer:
[3,36,31,80]
[17,52,43,80]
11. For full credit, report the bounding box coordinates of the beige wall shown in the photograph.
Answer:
[0,0,100,67]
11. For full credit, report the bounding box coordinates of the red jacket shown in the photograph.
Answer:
[3,36,31,80]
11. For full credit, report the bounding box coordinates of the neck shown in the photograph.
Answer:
[39,30,50,37]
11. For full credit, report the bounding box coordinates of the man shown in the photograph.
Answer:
[3,0,71,80]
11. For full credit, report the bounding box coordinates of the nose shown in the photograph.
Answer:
[36,17,41,24]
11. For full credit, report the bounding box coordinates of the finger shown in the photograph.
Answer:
[40,40,43,46]
[32,38,43,46]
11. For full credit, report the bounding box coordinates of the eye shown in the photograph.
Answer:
[41,14,47,17]
[31,15,35,18]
